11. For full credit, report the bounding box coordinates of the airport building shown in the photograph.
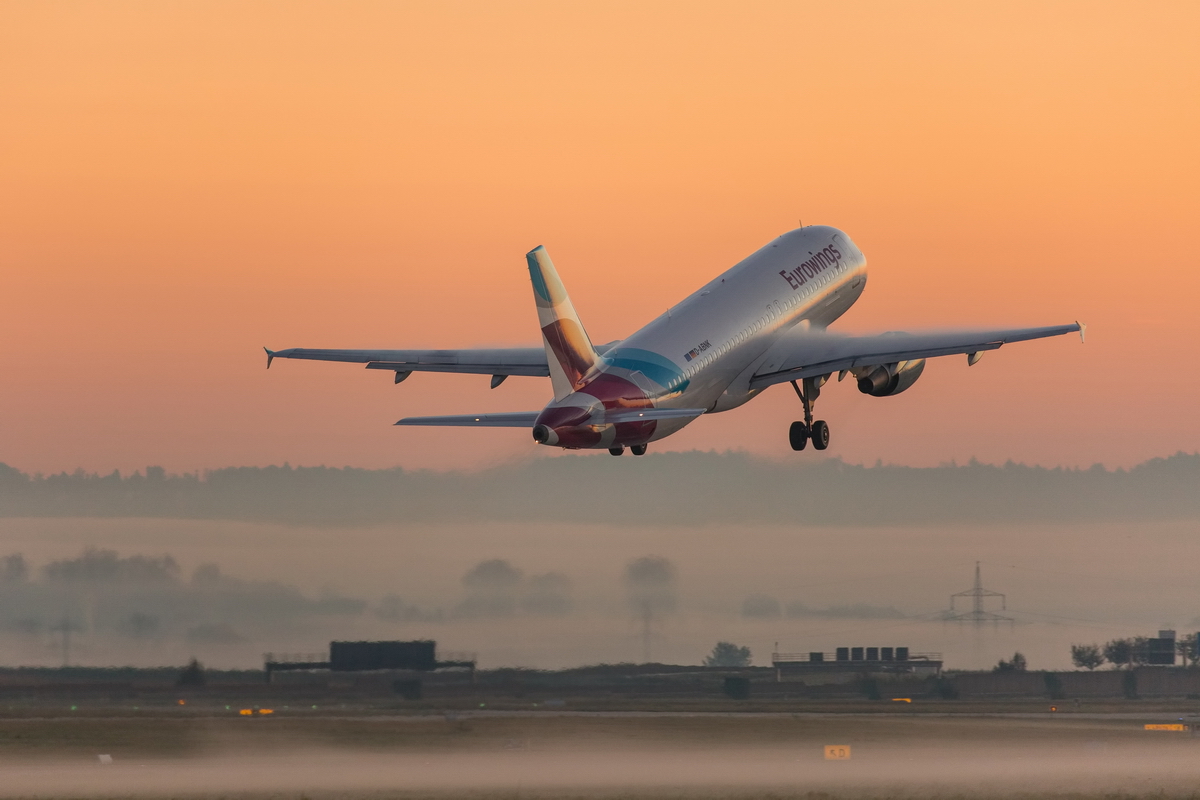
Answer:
[771,646,943,683]
[264,640,476,684]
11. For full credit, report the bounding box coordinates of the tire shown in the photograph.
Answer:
[630,444,647,456]
[811,420,830,450]
[789,421,809,451]
[608,446,624,456]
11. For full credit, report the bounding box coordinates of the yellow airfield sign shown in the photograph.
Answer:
[824,745,851,760]
[1144,723,1188,731]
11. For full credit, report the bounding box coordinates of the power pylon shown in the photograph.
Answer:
[946,562,1012,626]
[49,614,82,666]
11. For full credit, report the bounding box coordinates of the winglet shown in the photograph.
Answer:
[264,347,276,369]
[1076,321,1086,343]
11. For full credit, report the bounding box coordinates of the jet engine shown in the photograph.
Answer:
[855,359,926,397]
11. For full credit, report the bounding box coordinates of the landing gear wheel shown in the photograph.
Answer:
[811,420,830,450]
[790,378,833,453]
[789,421,809,451]
[608,446,624,456]
[630,444,647,456]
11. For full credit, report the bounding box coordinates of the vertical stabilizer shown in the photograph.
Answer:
[526,246,599,400]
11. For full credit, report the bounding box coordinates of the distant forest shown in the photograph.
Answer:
[1,451,1197,526]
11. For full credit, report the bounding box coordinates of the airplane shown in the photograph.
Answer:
[266,225,1083,455]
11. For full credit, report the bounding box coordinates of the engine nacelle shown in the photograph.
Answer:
[855,359,926,397]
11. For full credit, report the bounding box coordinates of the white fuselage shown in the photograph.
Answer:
[550,225,867,445]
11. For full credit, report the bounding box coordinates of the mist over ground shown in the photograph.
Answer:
[2,451,1198,525]
[6,714,1200,799]
[2,451,1197,671]
[1,513,1196,672]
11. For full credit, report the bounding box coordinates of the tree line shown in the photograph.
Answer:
[1070,635,1198,670]
[0,451,1198,526]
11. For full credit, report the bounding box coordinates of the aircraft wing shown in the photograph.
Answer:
[265,347,550,377]
[749,323,1084,389]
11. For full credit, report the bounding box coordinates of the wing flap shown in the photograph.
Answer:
[750,323,1082,389]
[365,361,548,377]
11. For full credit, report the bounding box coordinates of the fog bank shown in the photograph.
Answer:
[2,451,1198,526]
[1,516,1196,671]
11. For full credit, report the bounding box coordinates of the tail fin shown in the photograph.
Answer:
[526,245,599,400]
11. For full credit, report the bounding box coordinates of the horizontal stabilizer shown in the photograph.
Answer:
[395,407,706,428]
[264,343,620,380]
[395,412,540,427]
[267,347,550,376]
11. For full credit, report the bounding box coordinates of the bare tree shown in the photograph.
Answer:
[624,556,677,663]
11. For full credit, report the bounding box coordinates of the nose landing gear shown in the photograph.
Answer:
[789,377,830,451]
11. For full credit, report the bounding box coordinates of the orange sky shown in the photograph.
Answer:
[1,1,1197,474]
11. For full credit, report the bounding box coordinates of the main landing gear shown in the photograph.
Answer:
[789,377,830,451]
[609,444,649,456]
